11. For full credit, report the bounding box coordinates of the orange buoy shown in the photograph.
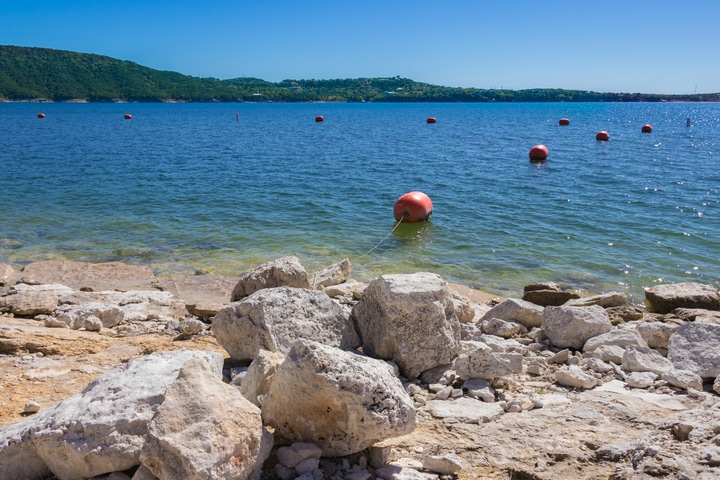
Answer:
[315,115,324,122]
[37,113,45,118]
[124,114,132,120]
[529,144,549,162]
[596,131,610,141]
[393,191,433,223]
[426,117,437,124]
[641,124,653,133]
[558,118,570,126]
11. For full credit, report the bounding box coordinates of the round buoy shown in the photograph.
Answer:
[426,117,437,124]
[596,131,610,141]
[37,113,45,119]
[529,144,549,162]
[393,191,433,223]
[641,124,653,133]
[315,115,324,122]
[124,114,132,120]
[559,118,570,126]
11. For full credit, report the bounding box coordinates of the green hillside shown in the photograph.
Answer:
[1,46,718,103]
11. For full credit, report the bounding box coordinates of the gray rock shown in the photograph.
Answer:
[0,288,58,316]
[212,287,360,361]
[139,357,272,480]
[661,369,703,391]
[462,378,495,402]
[262,340,416,456]
[622,345,673,375]
[645,282,720,314]
[636,321,678,350]
[0,263,16,286]
[542,305,612,350]
[481,318,526,338]
[554,365,598,389]
[422,453,463,474]
[239,350,285,407]
[588,344,626,364]
[276,442,322,468]
[667,322,720,379]
[351,273,461,379]
[0,350,223,480]
[625,372,657,389]
[449,293,475,324]
[566,291,629,308]
[481,298,543,328]
[230,256,310,301]
[310,259,352,289]
[454,342,523,380]
[583,328,648,353]
[375,464,439,480]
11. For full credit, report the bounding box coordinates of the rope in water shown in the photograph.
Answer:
[356,217,405,259]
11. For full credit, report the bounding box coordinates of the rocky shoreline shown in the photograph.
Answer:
[1,257,720,480]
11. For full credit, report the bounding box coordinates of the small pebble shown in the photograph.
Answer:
[23,401,41,414]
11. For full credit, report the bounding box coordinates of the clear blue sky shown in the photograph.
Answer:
[3,0,719,94]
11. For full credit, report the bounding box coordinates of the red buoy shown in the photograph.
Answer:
[315,115,324,122]
[558,118,570,126]
[529,144,549,162]
[393,191,433,223]
[641,124,653,133]
[426,117,437,124]
[596,131,610,141]
[37,113,45,119]
[124,114,132,120]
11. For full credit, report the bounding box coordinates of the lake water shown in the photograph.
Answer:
[1,102,718,302]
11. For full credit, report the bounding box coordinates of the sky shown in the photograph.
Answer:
[2,0,719,94]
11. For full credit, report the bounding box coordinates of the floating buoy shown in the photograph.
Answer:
[124,114,132,120]
[315,115,324,122]
[641,124,653,133]
[426,117,437,124]
[393,191,433,223]
[37,113,45,118]
[558,118,570,126]
[596,131,610,141]
[529,144,549,162]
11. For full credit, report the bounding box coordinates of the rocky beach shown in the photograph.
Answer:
[1,257,720,480]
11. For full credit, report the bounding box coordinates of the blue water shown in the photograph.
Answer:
[1,102,718,302]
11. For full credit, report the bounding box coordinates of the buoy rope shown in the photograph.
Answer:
[356,216,405,259]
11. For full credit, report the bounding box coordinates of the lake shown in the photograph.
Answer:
[1,101,718,302]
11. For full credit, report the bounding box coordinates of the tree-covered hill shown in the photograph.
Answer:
[1,45,718,103]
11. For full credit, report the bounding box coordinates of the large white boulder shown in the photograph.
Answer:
[262,340,416,456]
[139,357,273,480]
[667,323,720,379]
[212,287,360,361]
[542,305,612,350]
[0,350,223,480]
[351,273,461,379]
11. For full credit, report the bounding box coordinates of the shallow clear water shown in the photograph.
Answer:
[1,102,718,301]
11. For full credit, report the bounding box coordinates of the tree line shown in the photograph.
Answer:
[1,46,718,103]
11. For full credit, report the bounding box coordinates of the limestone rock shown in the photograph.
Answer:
[625,371,657,389]
[0,263,17,286]
[239,350,285,407]
[667,322,720,379]
[19,260,159,291]
[0,350,223,480]
[212,287,360,361]
[449,293,475,324]
[230,256,310,301]
[542,305,612,350]
[310,259,352,289]
[622,345,673,375]
[262,340,416,456]
[637,321,678,350]
[139,357,272,480]
[522,282,580,306]
[661,369,703,391]
[645,282,720,314]
[422,453,463,475]
[583,328,648,353]
[565,291,629,308]
[454,342,523,380]
[481,317,526,338]
[555,365,598,389]
[0,289,58,316]
[481,298,543,328]
[426,397,504,424]
[351,273,461,379]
